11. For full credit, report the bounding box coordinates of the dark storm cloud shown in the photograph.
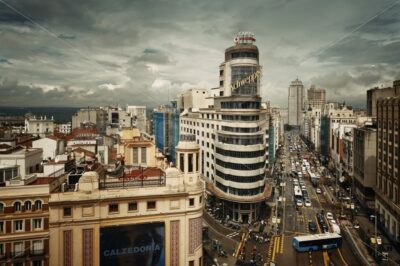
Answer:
[0,58,12,65]
[310,64,400,107]
[0,0,399,107]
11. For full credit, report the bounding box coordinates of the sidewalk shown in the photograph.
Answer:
[353,214,400,265]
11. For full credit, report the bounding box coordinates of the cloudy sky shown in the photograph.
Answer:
[0,0,399,108]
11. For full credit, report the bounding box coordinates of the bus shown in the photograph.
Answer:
[292,233,342,252]
[294,186,303,201]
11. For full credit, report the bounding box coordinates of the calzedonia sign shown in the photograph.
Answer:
[100,222,165,266]
[230,69,261,91]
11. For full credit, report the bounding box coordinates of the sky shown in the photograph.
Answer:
[0,0,399,108]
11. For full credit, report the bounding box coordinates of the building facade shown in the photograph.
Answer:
[153,104,180,164]
[49,135,204,266]
[367,80,400,117]
[288,78,304,126]
[375,95,400,242]
[179,33,271,223]
[0,184,50,266]
[25,116,55,138]
[126,105,147,133]
[353,126,377,209]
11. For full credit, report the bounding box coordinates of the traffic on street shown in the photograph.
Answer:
[203,129,365,265]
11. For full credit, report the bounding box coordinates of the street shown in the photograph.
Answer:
[203,129,364,265]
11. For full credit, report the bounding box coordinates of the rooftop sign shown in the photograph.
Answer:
[234,32,256,44]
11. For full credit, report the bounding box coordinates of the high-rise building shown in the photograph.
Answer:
[375,94,400,243]
[179,32,271,223]
[367,80,400,117]
[153,103,180,164]
[288,78,304,126]
[306,85,326,110]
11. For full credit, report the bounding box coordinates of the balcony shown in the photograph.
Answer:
[30,249,45,256]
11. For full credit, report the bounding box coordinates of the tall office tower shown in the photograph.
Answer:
[180,32,271,223]
[307,85,326,109]
[153,103,180,164]
[375,90,400,243]
[288,78,304,126]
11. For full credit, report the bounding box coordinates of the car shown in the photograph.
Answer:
[316,188,322,194]
[304,199,312,207]
[301,185,307,190]
[296,199,303,207]
[308,221,317,232]
[326,212,334,220]
[330,219,337,225]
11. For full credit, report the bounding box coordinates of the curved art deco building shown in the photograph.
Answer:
[180,34,271,223]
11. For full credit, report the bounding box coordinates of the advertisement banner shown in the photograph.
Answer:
[100,222,165,266]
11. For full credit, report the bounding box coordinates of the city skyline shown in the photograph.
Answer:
[0,0,399,108]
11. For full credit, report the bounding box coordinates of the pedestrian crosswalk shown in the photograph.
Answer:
[227,231,239,238]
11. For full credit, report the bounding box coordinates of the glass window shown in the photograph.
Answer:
[189,198,195,206]
[14,202,22,212]
[63,207,72,217]
[132,147,139,164]
[33,218,42,230]
[14,220,23,232]
[25,201,32,211]
[0,203,4,213]
[231,66,258,95]
[147,201,156,210]
[128,202,138,211]
[108,204,119,213]
[34,200,42,210]
[0,221,4,233]
[141,147,147,164]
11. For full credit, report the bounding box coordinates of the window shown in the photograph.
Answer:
[14,220,23,232]
[179,153,184,172]
[132,147,139,164]
[13,242,23,257]
[199,196,203,204]
[25,201,32,211]
[32,240,43,255]
[0,203,3,213]
[63,207,72,217]
[189,198,195,206]
[0,243,3,256]
[34,200,42,210]
[147,201,156,210]
[0,221,3,233]
[108,204,119,213]
[141,147,147,164]
[33,218,42,230]
[189,261,194,266]
[14,202,22,212]
[33,260,43,266]
[128,202,138,211]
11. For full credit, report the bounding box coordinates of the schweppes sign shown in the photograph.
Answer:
[230,69,261,91]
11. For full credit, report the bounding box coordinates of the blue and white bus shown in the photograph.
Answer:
[292,233,342,252]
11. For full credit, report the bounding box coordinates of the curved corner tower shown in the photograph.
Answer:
[209,32,269,223]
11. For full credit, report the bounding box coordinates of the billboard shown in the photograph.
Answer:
[100,222,165,266]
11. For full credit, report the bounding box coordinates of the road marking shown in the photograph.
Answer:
[271,236,278,262]
[280,234,284,253]
[323,250,329,266]
[227,232,239,238]
[234,232,247,259]
[337,248,348,266]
